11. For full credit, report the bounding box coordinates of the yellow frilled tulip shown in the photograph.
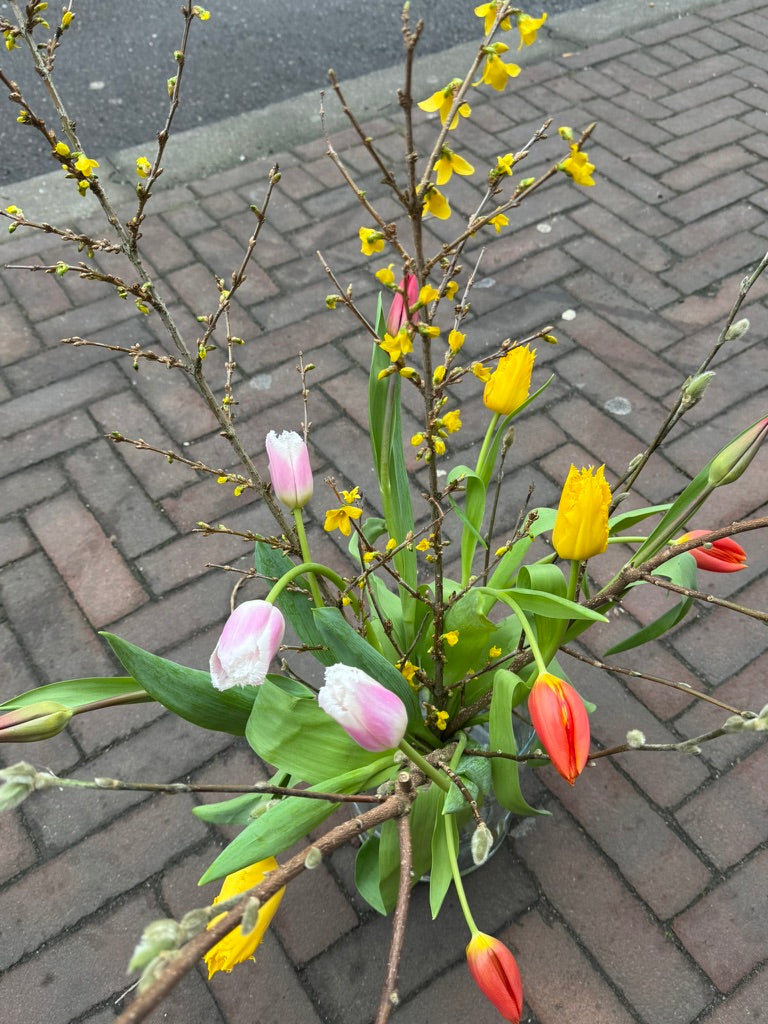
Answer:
[482,345,535,415]
[204,858,284,978]
[552,464,611,561]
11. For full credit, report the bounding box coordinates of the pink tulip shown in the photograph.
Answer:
[209,600,285,691]
[265,430,313,511]
[318,665,408,751]
[386,274,419,336]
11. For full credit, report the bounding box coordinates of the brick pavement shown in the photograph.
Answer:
[1,0,768,1021]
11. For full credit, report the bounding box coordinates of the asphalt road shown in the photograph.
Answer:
[0,0,597,185]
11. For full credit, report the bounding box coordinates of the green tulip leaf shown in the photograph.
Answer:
[103,633,254,735]
[409,783,444,881]
[489,669,546,816]
[429,794,455,919]
[608,503,671,534]
[355,835,387,914]
[0,676,148,712]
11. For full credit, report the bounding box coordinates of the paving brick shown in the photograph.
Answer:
[0,516,35,566]
[0,809,37,885]
[27,491,148,627]
[0,362,123,439]
[3,408,99,475]
[661,202,763,257]
[0,793,207,971]
[674,848,768,992]
[658,115,752,164]
[661,230,764,295]
[565,235,679,309]
[586,97,673,147]
[0,300,40,366]
[695,966,768,1024]
[516,809,714,1022]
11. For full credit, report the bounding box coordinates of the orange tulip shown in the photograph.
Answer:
[528,673,590,785]
[466,932,523,1023]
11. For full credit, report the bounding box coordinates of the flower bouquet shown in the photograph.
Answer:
[1,3,767,1022]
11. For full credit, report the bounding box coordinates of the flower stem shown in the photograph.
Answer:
[293,509,324,607]
[494,593,548,675]
[398,738,451,791]
[474,413,499,481]
[266,561,348,606]
[444,812,479,937]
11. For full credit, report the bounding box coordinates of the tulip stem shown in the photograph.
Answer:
[475,413,499,482]
[493,593,548,676]
[444,813,479,937]
[566,559,580,604]
[292,510,324,607]
[398,738,451,792]
[265,560,349,607]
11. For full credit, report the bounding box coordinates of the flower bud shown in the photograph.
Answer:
[471,821,494,866]
[675,530,747,573]
[0,762,38,812]
[0,701,73,742]
[680,371,715,408]
[128,919,184,972]
[483,346,535,415]
[209,600,285,690]
[552,464,611,561]
[265,430,313,510]
[626,729,646,748]
[318,664,408,752]
[725,318,749,340]
[466,932,523,1023]
[528,674,590,785]
[707,416,768,487]
[386,274,419,335]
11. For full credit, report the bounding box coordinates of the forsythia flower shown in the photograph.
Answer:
[528,673,590,785]
[483,345,535,416]
[517,12,547,49]
[415,538,431,552]
[74,154,99,177]
[418,80,472,130]
[435,710,450,731]
[324,505,363,536]
[552,464,611,560]
[473,361,492,382]
[489,213,509,233]
[474,45,521,91]
[136,156,152,178]
[422,185,451,220]
[489,645,502,658]
[55,141,71,157]
[441,409,462,433]
[204,859,284,978]
[494,153,515,177]
[341,486,360,504]
[441,630,459,646]
[434,146,475,185]
[434,438,446,455]
[560,144,595,186]
[448,329,465,353]
[445,280,459,300]
[474,1,512,33]
[400,660,419,686]
[61,10,75,28]
[359,227,385,255]
[418,284,440,305]
[380,328,413,363]
[375,264,395,287]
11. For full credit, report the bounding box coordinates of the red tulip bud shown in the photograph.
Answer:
[677,531,747,573]
[528,673,590,785]
[466,932,523,1023]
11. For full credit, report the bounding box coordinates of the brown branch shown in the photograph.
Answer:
[636,570,768,623]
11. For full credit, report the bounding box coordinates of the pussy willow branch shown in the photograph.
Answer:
[612,246,768,501]
[636,571,768,623]
[116,785,415,1024]
[560,645,750,716]
[375,774,415,1024]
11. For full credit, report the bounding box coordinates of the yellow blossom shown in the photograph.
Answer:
[483,345,536,415]
[434,146,475,186]
[474,46,521,91]
[420,324,441,338]
[400,660,419,687]
[472,362,491,382]
[448,329,465,353]
[493,153,515,177]
[445,280,459,300]
[385,537,397,552]
[422,185,451,220]
[4,29,19,50]
[434,438,446,456]
[411,432,425,447]
[433,365,446,384]
[341,486,360,504]
[474,1,511,33]
[203,859,284,979]
[380,328,413,363]
[136,156,152,178]
[552,464,611,561]
[363,551,377,564]
[418,284,440,305]
[415,538,431,552]
[517,12,547,49]
[418,79,471,130]
[435,710,450,731]
[5,205,22,217]
[74,154,99,177]
[441,630,459,646]
[441,409,462,434]
[192,5,211,18]
[55,141,71,157]
[375,264,395,287]
[560,145,595,187]
[324,505,363,536]
[489,645,502,658]
[61,10,75,28]
[341,595,352,606]
[359,227,385,255]
[489,213,509,233]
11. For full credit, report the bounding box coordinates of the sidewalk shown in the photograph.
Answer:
[1,0,767,1021]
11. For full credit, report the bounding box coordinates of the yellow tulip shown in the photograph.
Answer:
[204,858,284,978]
[552,465,611,560]
[482,345,535,415]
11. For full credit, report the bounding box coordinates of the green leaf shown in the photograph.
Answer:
[605,596,693,655]
[199,761,391,884]
[489,670,546,816]
[254,544,335,666]
[246,676,382,781]
[446,464,488,586]
[609,503,671,534]
[0,677,148,712]
[486,536,533,593]
[444,775,480,814]
[429,794,454,919]
[409,783,443,881]
[377,818,402,913]
[193,793,266,825]
[503,587,609,622]
[355,835,387,914]
[103,633,254,735]
[441,589,496,685]
[631,464,712,564]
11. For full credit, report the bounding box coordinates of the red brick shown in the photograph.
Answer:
[565,235,679,309]
[516,810,714,1019]
[0,253,72,322]
[674,848,768,992]
[27,492,148,627]
[0,362,123,439]
[3,408,99,475]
